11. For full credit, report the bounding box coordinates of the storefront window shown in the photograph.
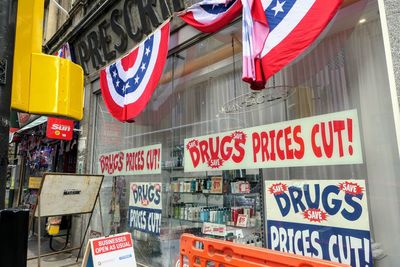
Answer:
[92,1,399,266]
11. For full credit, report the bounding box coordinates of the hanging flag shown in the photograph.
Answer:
[55,43,72,60]
[254,0,343,87]
[242,0,269,90]
[180,0,242,33]
[100,21,170,122]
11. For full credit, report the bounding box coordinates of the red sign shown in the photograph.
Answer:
[92,233,133,256]
[46,118,74,140]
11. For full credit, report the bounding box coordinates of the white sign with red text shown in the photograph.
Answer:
[82,233,136,267]
[184,110,362,172]
[202,222,227,237]
[98,144,162,176]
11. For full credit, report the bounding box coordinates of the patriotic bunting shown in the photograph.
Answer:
[100,1,343,122]
[179,0,242,33]
[100,21,170,122]
[182,0,342,89]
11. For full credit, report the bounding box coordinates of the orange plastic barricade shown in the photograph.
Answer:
[180,234,349,267]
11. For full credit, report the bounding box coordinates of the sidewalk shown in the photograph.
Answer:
[27,236,82,267]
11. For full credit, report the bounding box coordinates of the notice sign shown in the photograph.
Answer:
[98,144,162,176]
[265,180,372,267]
[202,222,227,237]
[184,110,362,172]
[28,177,42,189]
[46,117,74,141]
[81,232,136,267]
[128,182,162,235]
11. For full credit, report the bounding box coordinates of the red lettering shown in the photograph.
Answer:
[269,130,276,161]
[221,135,233,161]
[139,151,145,170]
[252,133,261,163]
[100,156,106,173]
[232,138,245,163]
[321,122,334,158]
[347,118,353,155]
[209,137,220,160]
[199,140,210,164]
[261,131,269,162]
[118,152,124,171]
[284,126,294,160]
[333,120,345,157]
[188,144,201,168]
[276,129,285,160]
[293,126,304,159]
[311,124,322,157]
[146,150,153,170]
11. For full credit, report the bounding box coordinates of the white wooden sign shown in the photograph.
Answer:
[34,173,103,217]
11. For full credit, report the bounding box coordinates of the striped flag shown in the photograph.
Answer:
[242,0,270,90]
[180,0,242,33]
[257,0,343,87]
[100,21,170,122]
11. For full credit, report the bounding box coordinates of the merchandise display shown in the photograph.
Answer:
[168,169,263,245]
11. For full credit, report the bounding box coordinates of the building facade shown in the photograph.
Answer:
[43,0,400,266]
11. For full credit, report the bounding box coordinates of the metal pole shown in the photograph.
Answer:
[37,193,41,267]
[0,0,18,210]
[76,193,100,262]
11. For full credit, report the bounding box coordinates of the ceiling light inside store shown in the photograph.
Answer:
[359,18,367,24]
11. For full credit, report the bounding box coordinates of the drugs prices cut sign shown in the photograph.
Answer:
[98,144,161,176]
[184,110,363,172]
[81,232,136,267]
[128,182,162,236]
[265,180,372,267]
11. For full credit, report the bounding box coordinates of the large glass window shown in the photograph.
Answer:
[91,1,399,266]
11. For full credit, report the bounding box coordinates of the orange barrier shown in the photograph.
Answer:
[180,234,349,267]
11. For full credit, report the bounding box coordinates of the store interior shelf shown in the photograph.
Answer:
[170,192,259,197]
[169,217,258,230]
[162,166,184,171]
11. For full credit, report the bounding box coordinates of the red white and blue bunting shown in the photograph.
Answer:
[100,21,170,122]
[179,0,242,33]
[100,0,343,122]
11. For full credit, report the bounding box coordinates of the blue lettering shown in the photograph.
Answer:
[154,189,161,205]
[342,194,363,221]
[289,186,306,213]
[275,194,291,217]
[322,185,341,215]
[304,184,320,209]
[142,185,148,201]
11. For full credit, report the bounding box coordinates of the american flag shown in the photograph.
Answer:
[254,0,343,87]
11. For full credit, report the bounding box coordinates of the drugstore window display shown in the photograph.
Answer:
[169,169,263,243]
[92,1,400,266]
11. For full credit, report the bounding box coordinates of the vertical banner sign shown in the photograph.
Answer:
[184,110,363,172]
[98,144,162,176]
[265,180,372,267]
[128,182,162,236]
